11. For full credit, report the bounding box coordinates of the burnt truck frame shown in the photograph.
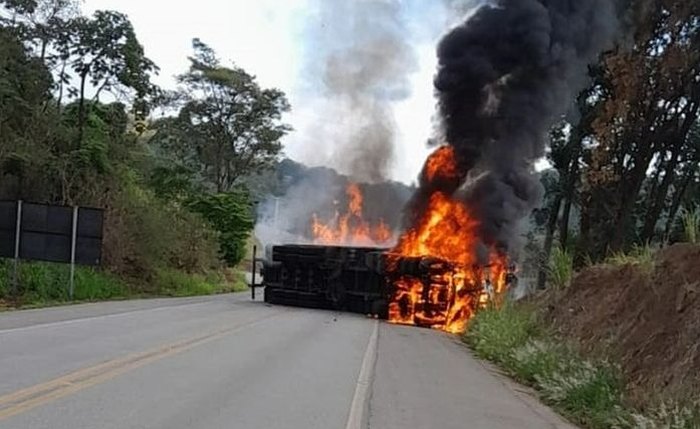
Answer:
[260,244,511,328]
[262,245,390,317]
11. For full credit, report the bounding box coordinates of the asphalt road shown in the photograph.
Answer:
[0,293,576,429]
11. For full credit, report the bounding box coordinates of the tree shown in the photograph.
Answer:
[535,125,567,289]
[576,1,700,261]
[186,191,254,266]
[2,1,81,107]
[1,2,232,300]
[0,26,55,199]
[67,10,158,147]
[153,39,290,193]
[0,0,38,16]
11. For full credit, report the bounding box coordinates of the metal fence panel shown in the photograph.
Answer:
[0,201,17,258]
[0,202,103,266]
[75,236,102,266]
[22,203,73,235]
[0,231,15,258]
[0,201,17,230]
[77,208,104,239]
[20,231,72,263]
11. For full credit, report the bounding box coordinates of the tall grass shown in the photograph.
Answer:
[548,246,574,290]
[466,303,539,364]
[1,260,247,308]
[153,268,248,297]
[465,304,700,429]
[681,206,699,244]
[0,260,127,305]
[465,305,624,428]
[615,401,700,429]
[607,244,655,274]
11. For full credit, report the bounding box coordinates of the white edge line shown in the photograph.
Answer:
[345,319,379,429]
[0,301,216,335]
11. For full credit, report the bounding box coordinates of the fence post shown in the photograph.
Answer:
[251,245,257,301]
[12,200,23,297]
[69,206,78,300]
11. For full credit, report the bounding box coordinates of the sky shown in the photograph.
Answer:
[81,0,454,185]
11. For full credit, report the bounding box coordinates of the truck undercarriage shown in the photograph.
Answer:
[262,244,504,330]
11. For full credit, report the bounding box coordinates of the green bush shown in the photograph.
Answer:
[681,206,699,244]
[548,246,574,290]
[73,267,128,301]
[0,260,11,298]
[186,191,254,266]
[103,169,222,278]
[464,304,539,364]
[227,269,250,293]
[17,262,70,303]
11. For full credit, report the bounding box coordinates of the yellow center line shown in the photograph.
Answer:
[0,312,279,422]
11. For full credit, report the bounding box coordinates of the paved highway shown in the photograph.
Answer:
[0,294,575,428]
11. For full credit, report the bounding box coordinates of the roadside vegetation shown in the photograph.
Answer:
[681,206,699,244]
[546,246,574,291]
[530,1,700,290]
[466,305,626,429]
[466,303,700,429]
[468,236,700,428]
[0,260,248,309]
[0,0,287,308]
[472,4,700,426]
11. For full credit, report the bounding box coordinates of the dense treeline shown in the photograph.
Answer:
[536,0,700,284]
[3,0,698,299]
[0,0,289,301]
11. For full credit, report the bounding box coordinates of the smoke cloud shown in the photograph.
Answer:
[254,160,414,250]
[299,0,421,182]
[255,0,447,249]
[409,0,618,257]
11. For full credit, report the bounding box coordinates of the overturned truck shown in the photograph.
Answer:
[263,245,388,316]
[262,244,506,330]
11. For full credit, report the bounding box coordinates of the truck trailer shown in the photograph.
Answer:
[262,244,389,316]
[261,244,510,330]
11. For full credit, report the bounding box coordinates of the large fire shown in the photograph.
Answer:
[388,146,508,333]
[424,145,459,183]
[307,150,508,334]
[311,183,393,247]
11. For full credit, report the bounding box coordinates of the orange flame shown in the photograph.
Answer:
[394,192,480,266]
[347,183,363,216]
[389,146,508,333]
[311,183,394,247]
[425,145,459,183]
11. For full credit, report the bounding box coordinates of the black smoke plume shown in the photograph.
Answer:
[408,0,618,258]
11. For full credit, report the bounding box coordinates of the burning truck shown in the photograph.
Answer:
[262,243,512,334]
[261,0,616,333]
[261,147,515,334]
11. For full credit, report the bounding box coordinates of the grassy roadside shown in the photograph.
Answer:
[0,260,248,311]
[464,304,700,429]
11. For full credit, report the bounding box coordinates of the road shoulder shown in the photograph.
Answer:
[369,323,578,429]
[0,293,249,331]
